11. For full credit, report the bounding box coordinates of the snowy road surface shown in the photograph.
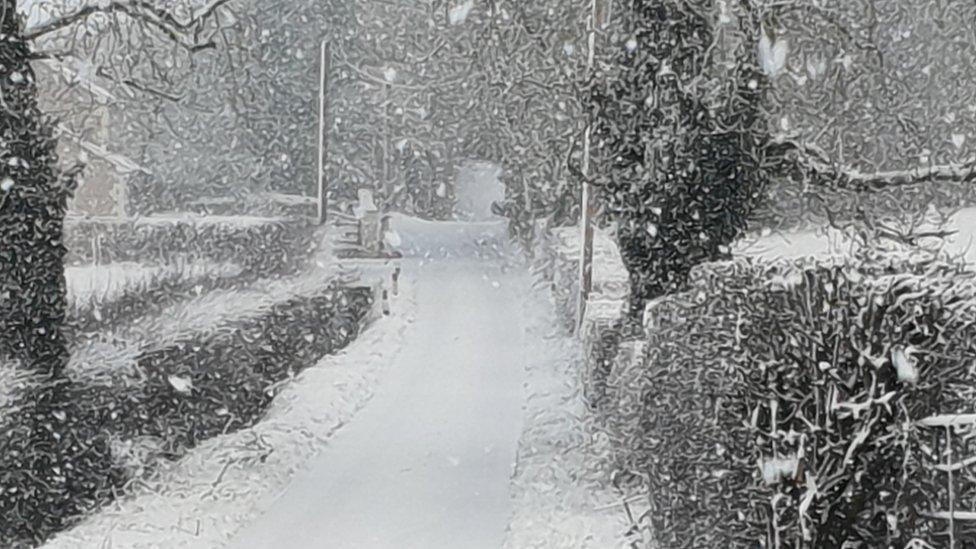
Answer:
[227,216,528,549]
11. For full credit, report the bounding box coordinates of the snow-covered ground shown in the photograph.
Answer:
[66,261,241,310]
[734,206,976,263]
[44,212,598,549]
[503,277,641,549]
[43,268,415,549]
[225,216,528,549]
[57,195,961,548]
[385,212,509,259]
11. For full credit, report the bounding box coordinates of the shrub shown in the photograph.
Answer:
[63,215,315,277]
[630,248,976,547]
[0,282,373,548]
[65,261,245,334]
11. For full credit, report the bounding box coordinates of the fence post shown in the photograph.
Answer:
[91,234,102,266]
[316,40,331,225]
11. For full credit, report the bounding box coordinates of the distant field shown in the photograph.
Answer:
[737,206,976,263]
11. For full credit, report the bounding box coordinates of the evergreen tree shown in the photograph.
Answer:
[0,2,108,543]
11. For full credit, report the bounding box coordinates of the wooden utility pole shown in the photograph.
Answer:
[576,0,608,332]
[382,82,391,204]
[317,40,331,225]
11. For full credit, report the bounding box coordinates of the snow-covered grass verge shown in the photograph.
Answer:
[503,283,647,549]
[0,229,392,548]
[66,260,244,333]
[0,276,378,548]
[734,206,976,264]
[63,258,361,387]
[66,261,239,308]
[42,275,414,549]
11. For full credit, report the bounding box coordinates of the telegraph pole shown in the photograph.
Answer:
[576,0,607,332]
[317,40,332,225]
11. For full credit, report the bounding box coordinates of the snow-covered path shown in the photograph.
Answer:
[227,217,529,549]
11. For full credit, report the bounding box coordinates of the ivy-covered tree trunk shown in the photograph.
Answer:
[0,3,118,545]
[589,0,771,322]
[0,0,70,375]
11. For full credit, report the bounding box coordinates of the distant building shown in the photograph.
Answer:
[35,60,149,217]
[25,0,149,218]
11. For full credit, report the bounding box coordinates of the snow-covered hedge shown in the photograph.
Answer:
[626,250,976,547]
[63,215,315,277]
[0,280,376,548]
[65,261,244,334]
[189,192,319,219]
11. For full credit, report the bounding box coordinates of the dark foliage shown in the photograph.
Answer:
[390,145,454,221]
[588,0,771,322]
[0,0,71,376]
[63,216,315,278]
[0,283,373,547]
[632,251,976,547]
[0,7,82,545]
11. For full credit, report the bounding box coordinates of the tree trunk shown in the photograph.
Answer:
[0,3,117,546]
[0,0,70,376]
[590,0,770,322]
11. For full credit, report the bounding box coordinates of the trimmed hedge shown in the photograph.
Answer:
[66,263,245,335]
[630,248,976,547]
[63,215,316,277]
[0,282,374,548]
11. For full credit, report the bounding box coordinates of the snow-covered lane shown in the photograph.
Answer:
[226,220,530,549]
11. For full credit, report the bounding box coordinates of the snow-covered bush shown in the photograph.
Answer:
[0,282,374,548]
[65,261,244,334]
[63,215,314,277]
[629,250,976,547]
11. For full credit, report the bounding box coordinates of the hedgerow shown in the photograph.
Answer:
[63,216,315,277]
[627,248,976,547]
[0,283,372,548]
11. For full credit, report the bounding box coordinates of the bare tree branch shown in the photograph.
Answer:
[771,137,976,192]
[24,0,232,51]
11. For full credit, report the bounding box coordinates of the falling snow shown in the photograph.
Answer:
[3,1,976,548]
